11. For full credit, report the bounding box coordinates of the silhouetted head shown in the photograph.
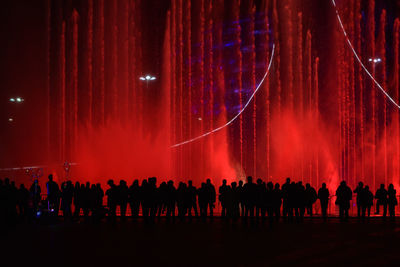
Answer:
[389,184,394,190]
[20,184,25,189]
[239,180,243,186]
[206,179,211,184]
[120,180,127,186]
[201,182,206,188]
[322,183,326,188]
[11,181,15,187]
[286,177,291,184]
[133,179,139,186]
[167,180,174,186]
[188,180,193,186]
[48,174,53,182]
[365,185,370,191]
[358,181,364,187]
[75,181,80,187]
[231,182,237,189]
[86,182,90,188]
[96,183,101,189]
[275,183,280,190]
[91,184,96,190]
[107,179,114,187]
[257,178,262,185]
[222,179,227,185]
[267,182,273,190]
[247,176,253,183]
[5,178,10,185]
[340,181,346,187]
[380,184,385,189]
[306,183,310,189]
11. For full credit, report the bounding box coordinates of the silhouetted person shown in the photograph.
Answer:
[165,180,176,220]
[61,181,74,219]
[82,182,91,218]
[29,179,41,216]
[18,184,29,220]
[205,179,216,218]
[318,183,329,221]
[353,182,364,218]
[46,174,60,216]
[73,182,82,218]
[361,185,373,219]
[375,184,388,218]
[198,183,208,219]
[336,181,352,222]
[187,180,198,218]
[243,176,257,220]
[92,183,104,222]
[294,182,306,222]
[255,179,266,220]
[238,180,245,216]
[281,178,291,220]
[219,179,229,218]
[229,182,240,220]
[128,180,140,218]
[272,183,282,221]
[265,182,274,223]
[387,184,397,221]
[287,182,297,222]
[148,177,158,222]
[305,183,317,217]
[106,179,117,221]
[177,182,188,219]
[118,180,129,220]
[157,181,167,217]
[140,179,150,219]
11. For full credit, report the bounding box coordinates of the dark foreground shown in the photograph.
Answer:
[2,218,400,266]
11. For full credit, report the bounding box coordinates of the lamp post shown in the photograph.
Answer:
[368,58,382,74]
[139,75,156,88]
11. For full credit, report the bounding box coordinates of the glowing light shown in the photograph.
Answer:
[139,75,156,82]
[171,44,276,148]
[9,97,24,103]
[8,118,13,122]
[369,58,382,63]
[331,0,400,109]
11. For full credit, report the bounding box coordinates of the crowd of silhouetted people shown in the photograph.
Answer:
[0,175,398,224]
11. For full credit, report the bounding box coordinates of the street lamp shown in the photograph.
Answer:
[9,97,24,103]
[369,57,382,77]
[139,75,156,87]
[368,58,382,64]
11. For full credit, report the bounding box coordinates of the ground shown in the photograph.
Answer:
[1,218,400,266]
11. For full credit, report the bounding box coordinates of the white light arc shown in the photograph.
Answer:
[171,44,275,148]
[331,0,400,109]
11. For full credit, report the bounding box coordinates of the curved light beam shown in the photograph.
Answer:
[331,0,400,109]
[171,44,275,148]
